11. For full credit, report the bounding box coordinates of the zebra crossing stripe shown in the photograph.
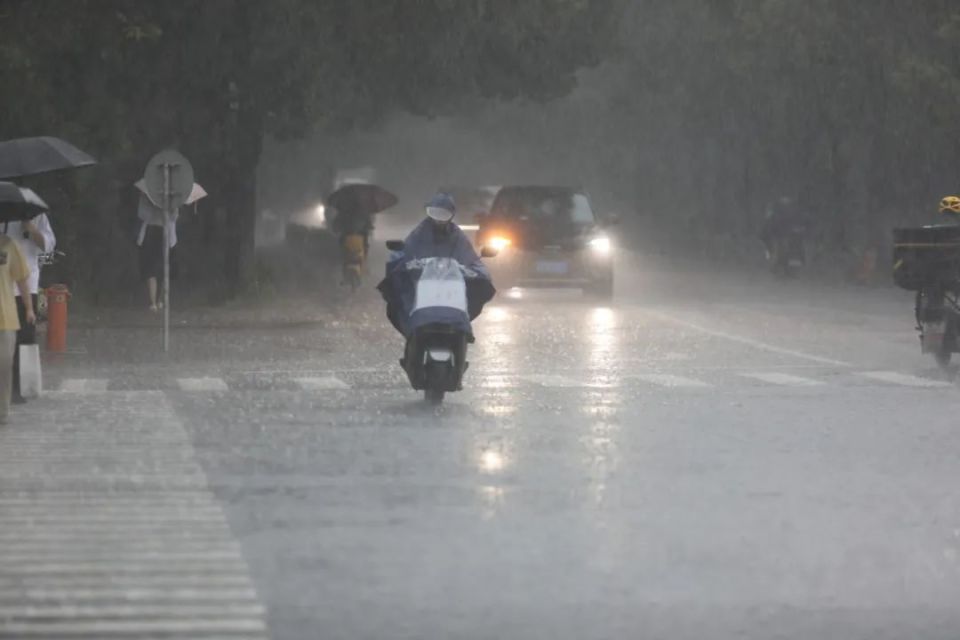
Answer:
[0,602,267,618]
[59,378,108,393]
[0,587,259,601]
[523,374,583,388]
[0,619,268,637]
[295,376,350,390]
[176,377,229,392]
[46,369,960,394]
[632,373,712,389]
[741,372,824,387]
[858,371,953,388]
[0,390,267,638]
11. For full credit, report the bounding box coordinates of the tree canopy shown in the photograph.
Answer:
[466,1,960,268]
[0,0,621,299]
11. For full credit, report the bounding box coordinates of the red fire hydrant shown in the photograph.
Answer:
[45,284,70,353]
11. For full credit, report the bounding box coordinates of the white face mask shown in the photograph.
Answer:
[426,207,454,223]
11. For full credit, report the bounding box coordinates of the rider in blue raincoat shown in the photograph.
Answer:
[379,193,495,336]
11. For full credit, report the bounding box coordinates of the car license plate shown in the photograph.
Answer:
[536,260,569,275]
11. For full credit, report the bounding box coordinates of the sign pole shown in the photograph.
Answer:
[162,164,171,353]
[141,149,194,355]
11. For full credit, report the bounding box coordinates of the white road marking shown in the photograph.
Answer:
[295,375,350,390]
[523,374,584,388]
[0,391,267,637]
[741,372,825,387]
[0,587,259,601]
[0,602,267,618]
[0,550,244,564]
[0,619,268,636]
[858,371,953,388]
[58,378,108,393]
[649,311,852,367]
[176,377,229,392]
[632,373,712,389]
[0,574,256,588]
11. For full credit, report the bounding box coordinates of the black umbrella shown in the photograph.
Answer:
[0,181,49,222]
[327,183,398,216]
[0,136,97,180]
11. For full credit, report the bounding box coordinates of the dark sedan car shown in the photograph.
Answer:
[476,186,615,298]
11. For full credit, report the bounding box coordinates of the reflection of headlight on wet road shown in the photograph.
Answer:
[590,306,615,326]
[589,236,612,254]
[486,306,510,323]
[480,450,506,473]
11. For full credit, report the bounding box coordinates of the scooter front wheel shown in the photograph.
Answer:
[425,387,445,405]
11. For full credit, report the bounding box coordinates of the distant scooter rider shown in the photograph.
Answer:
[328,203,374,288]
[329,205,374,253]
[380,192,494,335]
[761,195,808,260]
[939,196,960,225]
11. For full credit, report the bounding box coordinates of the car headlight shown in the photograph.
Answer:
[589,236,612,254]
[487,236,512,252]
[315,204,326,223]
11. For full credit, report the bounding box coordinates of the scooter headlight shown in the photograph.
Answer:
[487,236,512,252]
[589,236,612,255]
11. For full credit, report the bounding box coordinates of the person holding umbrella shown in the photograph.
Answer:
[326,183,397,289]
[0,182,39,424]
[4,212,54,404]
[0,136,95,400]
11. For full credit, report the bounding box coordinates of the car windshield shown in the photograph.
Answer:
[491,188,596,225]
[441,187,498,215]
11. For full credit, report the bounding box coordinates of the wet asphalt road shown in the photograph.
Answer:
[11,256,960,639]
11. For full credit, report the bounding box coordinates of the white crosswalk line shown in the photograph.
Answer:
[0,574,256,589]
[858,371,953,388]
[523,374,583,388]
[5,561,253,575]
[0,619,268,636]
[0,391,267,637]
[176,377,229,392]
[0,587,259,601]
[741,372,825,387]
[633,373,712,389]
[0,602,267,618]
[295,375,350,390]
[59,378,108,393]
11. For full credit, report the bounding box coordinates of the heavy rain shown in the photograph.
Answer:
[2,2,960,639]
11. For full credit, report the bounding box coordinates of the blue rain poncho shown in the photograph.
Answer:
[378,220,495,337]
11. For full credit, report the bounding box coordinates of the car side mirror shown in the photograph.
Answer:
[386,240,405,252]
[480,246,499,259]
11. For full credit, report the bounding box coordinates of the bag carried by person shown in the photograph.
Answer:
[19,344,42,398]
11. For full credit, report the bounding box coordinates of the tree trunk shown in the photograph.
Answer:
[221,109,263,299]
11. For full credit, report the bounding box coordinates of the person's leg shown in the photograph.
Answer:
[12,296,26,402]
[148,277,158,310]
[0,330,16,424]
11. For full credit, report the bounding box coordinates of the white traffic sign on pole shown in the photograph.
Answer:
[142,149,195,353]
[144,150,194,210]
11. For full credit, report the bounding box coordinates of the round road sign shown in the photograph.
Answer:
[142,149,194,210]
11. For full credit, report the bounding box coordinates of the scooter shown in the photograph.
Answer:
[893,224,960,369]
[383,241,496,405]
[768,227,806,278]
